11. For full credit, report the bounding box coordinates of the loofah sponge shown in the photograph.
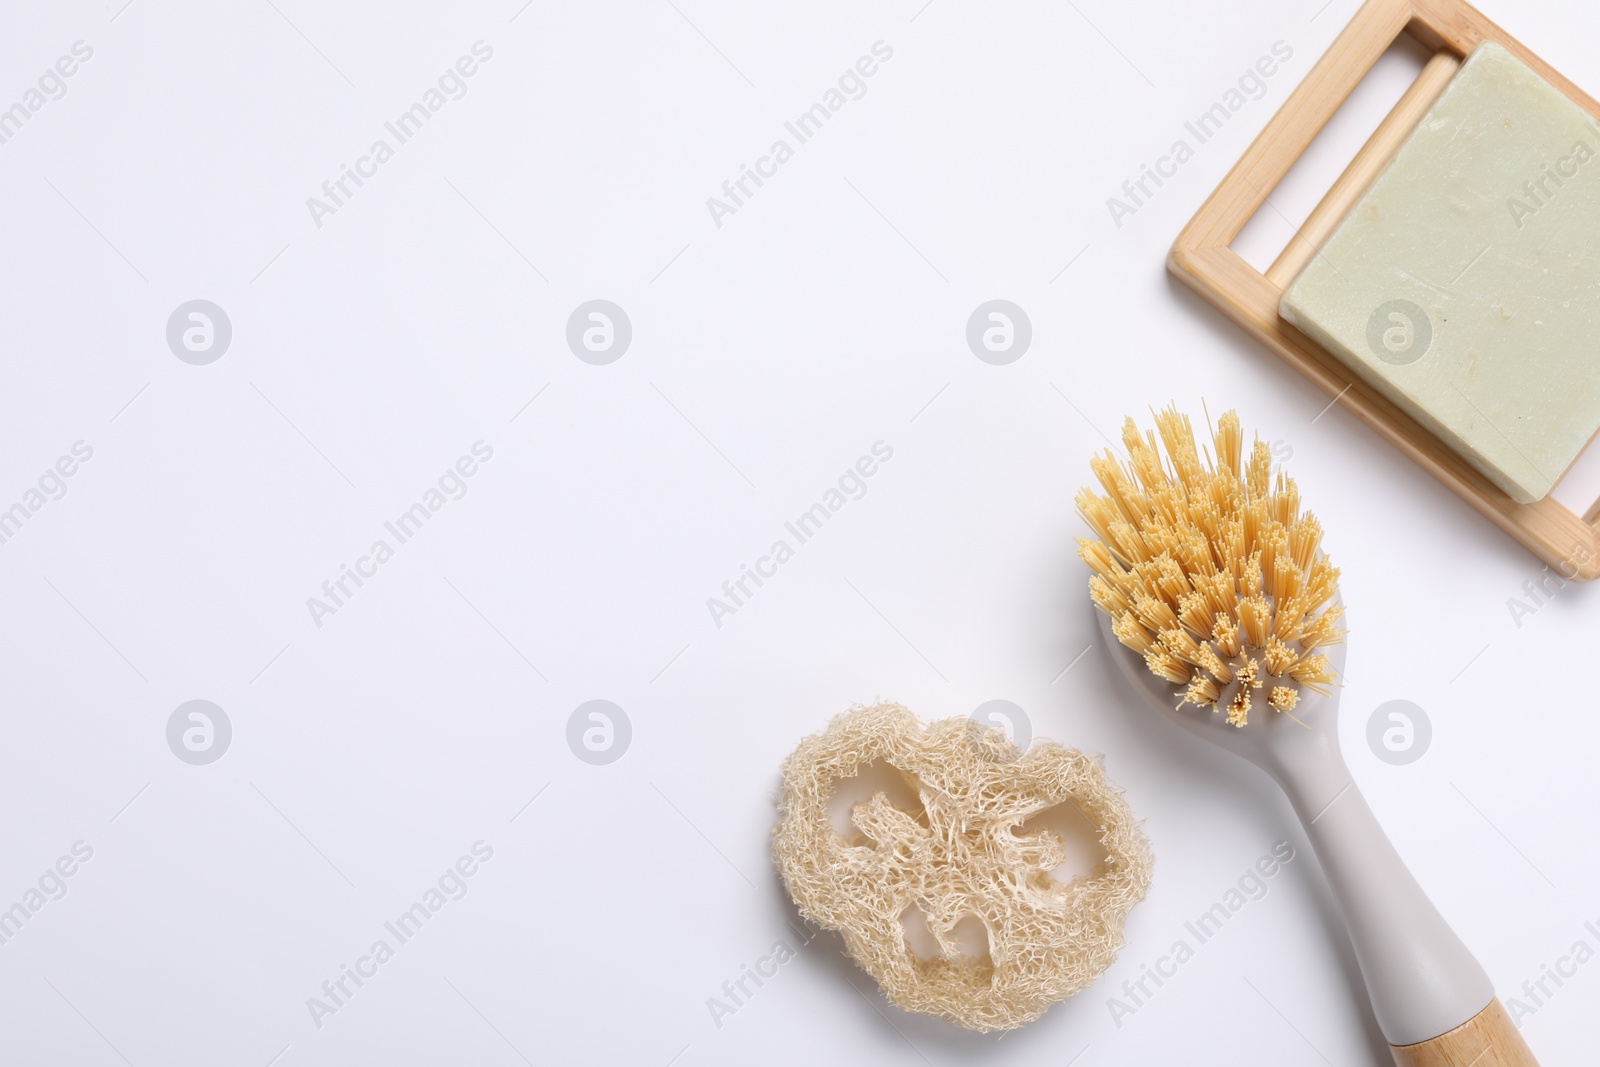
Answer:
[772,702,1152,1031]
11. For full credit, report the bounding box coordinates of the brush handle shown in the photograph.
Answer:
[1274,754,1536,1064]
[1389,999,1537,1066]
[1091,609,1536,1061]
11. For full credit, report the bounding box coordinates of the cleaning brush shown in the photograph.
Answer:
[1079,406,1538,1067]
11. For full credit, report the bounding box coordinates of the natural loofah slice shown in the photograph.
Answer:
[773,703,1152,1031]
[1076,406,1344,727]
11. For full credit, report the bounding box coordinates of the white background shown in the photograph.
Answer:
[1,1,1597,1064]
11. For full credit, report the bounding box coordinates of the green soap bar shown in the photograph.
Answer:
[1281,42,1600,503]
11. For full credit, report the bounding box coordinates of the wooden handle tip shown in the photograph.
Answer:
[1389,999,1538,1067]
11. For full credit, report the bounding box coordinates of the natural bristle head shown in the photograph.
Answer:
[1079,405,1343,724]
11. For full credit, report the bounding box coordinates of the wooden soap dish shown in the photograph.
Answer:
[1170,0,1600,580]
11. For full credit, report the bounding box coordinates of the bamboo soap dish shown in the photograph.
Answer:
[1170,0,1600,579]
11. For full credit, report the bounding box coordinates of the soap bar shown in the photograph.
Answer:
[1281,42,1600,503]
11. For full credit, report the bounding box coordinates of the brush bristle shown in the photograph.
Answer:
[1076,406,1343,727]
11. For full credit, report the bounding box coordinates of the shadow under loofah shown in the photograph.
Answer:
[772,702,1152,1032]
